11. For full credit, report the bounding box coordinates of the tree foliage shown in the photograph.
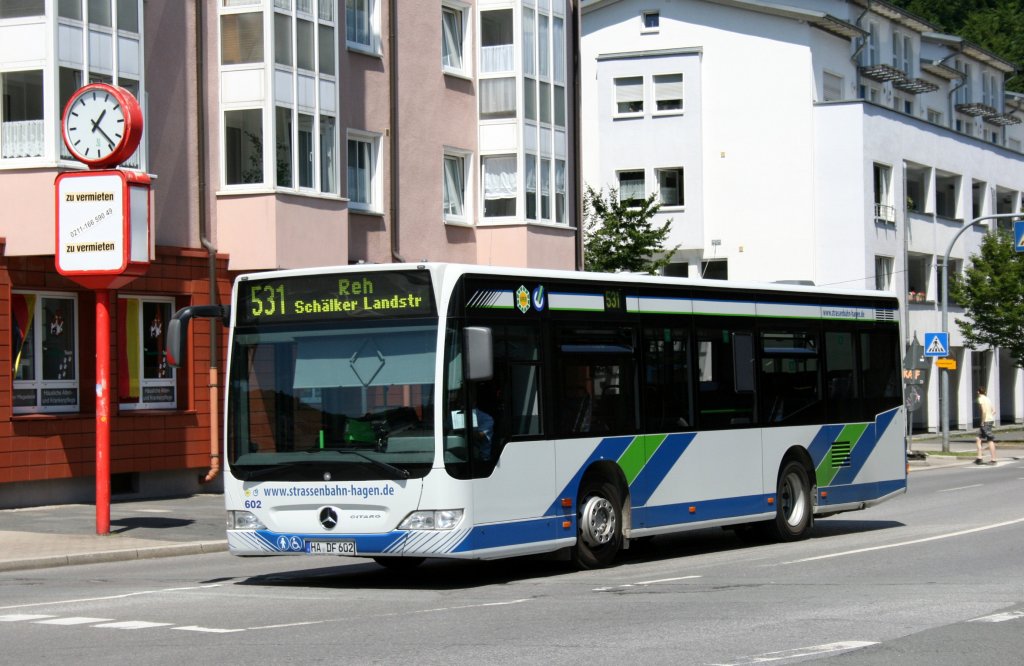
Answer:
[891,0,1024,92]
[583,185,679,274]
[948,230,1024,366]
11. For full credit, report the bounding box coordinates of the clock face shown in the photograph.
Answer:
[62,83,143,168]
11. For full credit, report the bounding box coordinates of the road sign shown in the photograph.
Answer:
[936,358,957,370]
[924,332,949,357]
[1015,220,1024,253]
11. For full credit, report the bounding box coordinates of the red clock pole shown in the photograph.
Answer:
[96,290,111,535]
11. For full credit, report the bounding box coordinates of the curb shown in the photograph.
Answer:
[0,540,228,573]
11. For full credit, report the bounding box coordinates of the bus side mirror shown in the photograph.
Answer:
[165,305,230,367]
[464,326,493,381]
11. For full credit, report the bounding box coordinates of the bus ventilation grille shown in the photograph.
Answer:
[831,442,852,468]
[875,309,896,321]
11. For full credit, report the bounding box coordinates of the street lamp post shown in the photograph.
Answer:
[939,212,1021,453]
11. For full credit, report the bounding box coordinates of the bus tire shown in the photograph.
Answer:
[572,476,623,569]
[772,460,813,541]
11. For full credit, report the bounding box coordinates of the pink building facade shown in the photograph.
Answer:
[0,0,579,507]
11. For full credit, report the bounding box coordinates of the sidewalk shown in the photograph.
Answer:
[0,493,227,573]
[1,430,1021,573]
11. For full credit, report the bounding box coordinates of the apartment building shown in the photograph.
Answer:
[0,0,578,508]
[581,0,1024,433]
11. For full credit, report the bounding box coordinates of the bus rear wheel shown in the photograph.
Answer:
[572,477,623,569]
[771,460,813,541]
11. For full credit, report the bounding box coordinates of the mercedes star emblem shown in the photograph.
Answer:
[319,507,338,530]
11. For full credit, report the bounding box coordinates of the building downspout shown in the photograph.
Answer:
[572,0,583,270]
[195,0,220,484]
[388,0,404,263]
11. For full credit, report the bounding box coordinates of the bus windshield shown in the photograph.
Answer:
[226,319,437,481]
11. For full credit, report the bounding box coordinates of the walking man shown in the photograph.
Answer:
[975,387,997,465]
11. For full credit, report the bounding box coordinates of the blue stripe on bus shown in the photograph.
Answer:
[831,423,876,486]
[818,478,906,505]
[544,435,635,516]
[808,424,846,468]
[453,517,561,553]
[639,493,771,529]
[629,432,695,507]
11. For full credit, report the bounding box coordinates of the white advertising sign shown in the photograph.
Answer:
[57,173,124,273]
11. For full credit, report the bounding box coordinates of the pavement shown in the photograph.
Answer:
[0,431,1021,573]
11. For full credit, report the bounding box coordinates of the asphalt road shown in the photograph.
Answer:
[1,460,1022,665]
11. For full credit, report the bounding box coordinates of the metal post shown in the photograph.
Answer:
[95,289,111,535]
[939,213,1020,453]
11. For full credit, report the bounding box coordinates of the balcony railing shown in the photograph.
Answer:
[874,203,896,224]
[1,120,44,159]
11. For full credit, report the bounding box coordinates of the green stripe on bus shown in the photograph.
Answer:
[617,436,646,485]
[816,422,869,486]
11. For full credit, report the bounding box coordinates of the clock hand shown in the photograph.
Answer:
[90,109,107,133]
[94,124,117,150]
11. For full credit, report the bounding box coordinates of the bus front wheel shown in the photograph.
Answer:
[772,460,813,541]
[572,477,623,569]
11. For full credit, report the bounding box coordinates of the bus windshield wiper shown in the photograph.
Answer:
[331,448,410,480]
[235,461,313,481]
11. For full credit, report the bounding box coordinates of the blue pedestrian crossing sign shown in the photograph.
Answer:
[1015,220,1024,253]
[924,332,949,357]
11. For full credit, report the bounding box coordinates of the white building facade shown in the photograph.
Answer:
[581,0,1024,433]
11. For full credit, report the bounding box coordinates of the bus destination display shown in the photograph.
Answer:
[237,271,434,325]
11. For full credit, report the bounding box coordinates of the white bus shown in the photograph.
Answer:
[169,263,906,569]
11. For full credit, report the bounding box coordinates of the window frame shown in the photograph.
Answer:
[345,0,380,55]
[346,129,382,212]
[652,73,683,115]
[614,76,644,117]
[656,167,684,208]
[443,147,471,225]
[442,1,471,78]
[117,295,177,411]
[12,291,80,415]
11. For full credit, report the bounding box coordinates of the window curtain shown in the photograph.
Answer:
[118,298,140,402]
[619,172,645,202]
[483,156,517,199]
[480,78,516,116]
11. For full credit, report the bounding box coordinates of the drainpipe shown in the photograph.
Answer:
[573,0,583,270]
[195,0,221,484]
[388,0,404,263]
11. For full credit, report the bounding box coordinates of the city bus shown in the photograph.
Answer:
[168,263,906,569]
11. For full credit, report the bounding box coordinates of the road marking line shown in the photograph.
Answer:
[173,625,246,633]
[711,640,878,665]
[36,616,112,625]
[412,598,531,614]
[595,575,701,591]
[969,610,1024,623]
[92,620,174,630]
[939,484,983,493]
[784,517,1024,564]
[0,614,56,622]
[0,584,221,611]
[247,620,327,630]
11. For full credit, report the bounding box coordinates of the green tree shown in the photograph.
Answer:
[948,229,1024,365]
[583,185,679,274]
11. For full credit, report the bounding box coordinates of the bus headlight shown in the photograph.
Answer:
[398,509,464,530]
[227,511,266,530]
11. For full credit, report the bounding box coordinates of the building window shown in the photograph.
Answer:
[1,70,44,159]
[347,131,381,211]
[615,76,643,115]
[224,109,264,185]
[873,163,894,224]
[442,3,467,75]
[907,253,931,301]
[653,74,683,112]
[656,167,683,206]
[221,11,264,65]
[320,115,338,193]
[874,256,894,291]
[346,0,378,53]
[555,159,566,224]
[12,293,79,414]
[443,150,468,223]
[482,154,517,218]
[480,9,515,120]
[275,106,293,187]
[1,0,43,18]
[118,297,176,410]
[823,71,843,101]
[618,170,645,207]
[641,10,660,31]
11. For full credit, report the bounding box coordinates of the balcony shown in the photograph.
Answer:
[983,112,1021,126]
[874,203,896,225]
[955,102,998,117]
[859,63,907,83]
[1,120,44,159]
[893,78,939,95]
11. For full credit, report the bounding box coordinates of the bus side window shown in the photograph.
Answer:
[759,329,822,426]
[696,326,755,429]
[642,327,693,432]
[556,326,638,436]
[825,330,859,422]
